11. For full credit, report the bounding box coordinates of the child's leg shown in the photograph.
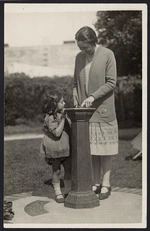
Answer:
[52,171,63,197]
[51,159,64,202]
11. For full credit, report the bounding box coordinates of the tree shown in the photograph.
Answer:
[94,11,142,76]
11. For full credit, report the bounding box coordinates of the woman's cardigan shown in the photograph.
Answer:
[73,45,117,123]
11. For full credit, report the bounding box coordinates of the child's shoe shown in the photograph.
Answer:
[95,185,102,194]
[55,194,64,203]
[92,184,101,195]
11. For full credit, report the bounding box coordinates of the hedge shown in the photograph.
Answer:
[4,73,142,128]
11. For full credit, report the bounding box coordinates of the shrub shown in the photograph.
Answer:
[4,74,74,126]
[115,76,142,127]
[4,73,142,128]
[15,118,29,125]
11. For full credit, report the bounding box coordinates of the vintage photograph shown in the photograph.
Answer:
[4,3,147,228]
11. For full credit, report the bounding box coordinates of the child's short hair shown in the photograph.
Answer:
[42,90,62,114]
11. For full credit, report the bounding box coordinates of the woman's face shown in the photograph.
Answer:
[77,41,95,55]
[57,97,65,113]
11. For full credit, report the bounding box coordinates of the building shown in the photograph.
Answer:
[4,41,79,77]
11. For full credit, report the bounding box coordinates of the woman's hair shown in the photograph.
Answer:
[42,90,62,115]
[75,26,98,45]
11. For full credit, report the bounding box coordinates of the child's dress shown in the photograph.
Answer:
[40,113,71,159]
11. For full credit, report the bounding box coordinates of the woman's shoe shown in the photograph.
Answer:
[55,194,64,203]
[99,186,111,200]
[94,184,102,195]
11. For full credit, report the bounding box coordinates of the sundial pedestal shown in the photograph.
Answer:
[64,108,100,209]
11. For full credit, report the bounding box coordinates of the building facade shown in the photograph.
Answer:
[4,42,79,77]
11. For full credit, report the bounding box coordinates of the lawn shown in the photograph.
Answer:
[4,123,141,139]
[4,122,43,135]
[4,137,142,196]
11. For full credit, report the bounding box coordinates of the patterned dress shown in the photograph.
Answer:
[84,58,118,156]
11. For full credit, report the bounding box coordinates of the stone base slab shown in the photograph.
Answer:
[64,190,100,208]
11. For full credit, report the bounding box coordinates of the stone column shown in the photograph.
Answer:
[64,108,100,209]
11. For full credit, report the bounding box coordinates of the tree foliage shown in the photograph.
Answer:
[94,11,142,76]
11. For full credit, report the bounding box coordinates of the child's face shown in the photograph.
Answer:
[57,97,65,113]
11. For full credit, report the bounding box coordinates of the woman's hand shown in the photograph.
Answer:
[81,96,94,108]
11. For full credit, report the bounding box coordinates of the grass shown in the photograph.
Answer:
[4,123,141,140]
[4,137,142,196]
[4,122,43,135]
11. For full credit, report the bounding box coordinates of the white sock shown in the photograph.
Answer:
[52,182,62,197]
[92,184,100,191]
[92,185,97,191]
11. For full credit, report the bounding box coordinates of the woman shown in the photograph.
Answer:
[73,26,118,200]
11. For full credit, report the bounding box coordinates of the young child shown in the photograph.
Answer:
[40,90,71,203]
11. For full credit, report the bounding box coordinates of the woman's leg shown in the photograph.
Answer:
[101,155,112,193]
[92,155,101,189]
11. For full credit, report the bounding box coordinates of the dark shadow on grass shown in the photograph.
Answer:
[125,148,142,161]
[118,128,141,140]
[125,154,142,161]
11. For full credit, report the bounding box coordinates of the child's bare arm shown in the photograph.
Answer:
[51,110,66,137]
[54,115,66,137]
[46,114,66,137]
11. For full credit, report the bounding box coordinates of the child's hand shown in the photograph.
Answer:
[61,108,65,114]
[61,108,66,119]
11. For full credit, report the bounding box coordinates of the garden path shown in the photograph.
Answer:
[4,187,144,228]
